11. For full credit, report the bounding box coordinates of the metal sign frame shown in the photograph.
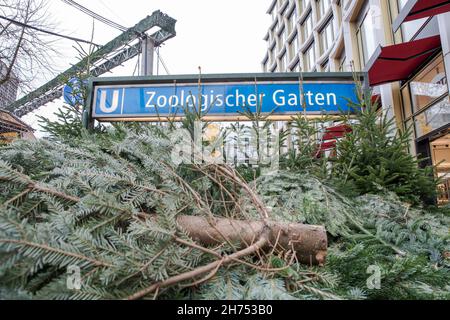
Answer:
[85,72,366,128]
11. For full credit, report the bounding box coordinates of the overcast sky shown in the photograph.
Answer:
[21,0,272,135]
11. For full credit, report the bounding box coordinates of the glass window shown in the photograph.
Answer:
[287,10,296,35]
[283,27,288,43]
[397,0,408,10]
[303,42,316,71]
[317,0,332,19]
[277,31,283,51]
[289,34,299,60]
[356,6,378,67]
[271,21,278,33]
[279,52,287,71]
[319,18,334,54]
[402,18,428,41]
[292,7,298,23]
[269,47,275,63]
[300,0,310,12]
[321,59,330,72]
[415,97,450,137]
[342,0,351,10]
[301,11,313,41]
[338,52,347,71]
[410,55,448,113]
[291,60,300,72]
[397,0,427,41]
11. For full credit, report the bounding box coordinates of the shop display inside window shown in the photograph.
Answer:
[410,55,448,113]
[430,132,450,205]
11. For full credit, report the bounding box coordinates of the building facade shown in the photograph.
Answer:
[262,0,450,203]
[0,61,19,109]
[0,109,35,144]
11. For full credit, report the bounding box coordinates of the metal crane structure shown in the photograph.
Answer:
[4,10,176,118]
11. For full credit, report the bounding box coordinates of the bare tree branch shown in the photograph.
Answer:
[0,0,59,97]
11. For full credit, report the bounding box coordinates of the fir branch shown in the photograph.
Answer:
[2,188,31,207]
[0,239,113,268]
[126,230,270,300]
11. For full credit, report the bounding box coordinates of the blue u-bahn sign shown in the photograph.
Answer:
[87,73,364,122]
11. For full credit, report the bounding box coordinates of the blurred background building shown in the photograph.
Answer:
[0,62,34,143]
[0,109,35,144]
[0,61,19,109]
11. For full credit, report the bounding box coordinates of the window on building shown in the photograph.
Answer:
[271,20,278,32]
[289,34,299,60]
[277,31,283,51]
[321,59,330,72]
[317,0,332,19]
[286,10,296,35]
[300,0,310,12]
[415,97,450,137]
[282,26,288,43]
[301,10,313,41]
[277,0,284,9]
[291,60,300,72]
[279,52,287,71]
[270,63,277,72]
[342,0,351,10]
[268,47,275,65]
[303,42,316,71]
[338,52,347,71]
[271,9,277,21]
[401,18,428,42]
[400,54,450,139]
[397,0,407,9]
[396,0,427,41]
[319,18,334,55]
[292,7,298,24]
[409,54,448,113]
[356,5,378,68]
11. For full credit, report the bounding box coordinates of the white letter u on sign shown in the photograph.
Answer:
[99,90,120,113]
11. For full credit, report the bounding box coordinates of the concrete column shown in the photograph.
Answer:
[437,12,450,94]
[379,84,396,122]
[341,21,355,69]
[140,37,154,76]
[368,0,403,128]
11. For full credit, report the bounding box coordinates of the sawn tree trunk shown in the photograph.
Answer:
[176,215,328,266]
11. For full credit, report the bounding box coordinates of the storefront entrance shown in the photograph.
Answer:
[431,131,450,205]
[417,128,450,205]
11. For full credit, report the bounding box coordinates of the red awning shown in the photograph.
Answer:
[406,0,450,21]
[322,124,352,141]
[318,140,336,152]
[366,35,441,87]
[371,94,381,107]
[393,0,450,31]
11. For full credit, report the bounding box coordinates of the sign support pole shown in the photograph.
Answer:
[83,80,95,130]
[140,37,154,76]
